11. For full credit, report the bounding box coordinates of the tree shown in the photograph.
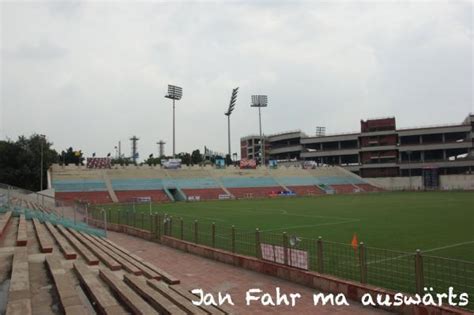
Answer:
[191,149,203,165]
[60,147,84,166]
[0,134,58,191]
[225,154,232,166]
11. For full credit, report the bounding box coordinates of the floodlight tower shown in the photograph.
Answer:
[165,84,183,158]
[225,87,239,159]
[130,136,139,164]
[251,95,268,165]
[157,140,166,158]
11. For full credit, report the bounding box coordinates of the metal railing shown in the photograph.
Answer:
[90,207,473,310]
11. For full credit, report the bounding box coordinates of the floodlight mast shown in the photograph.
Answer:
[165,84,183,158]
[225,87,239,159]
[251,95,268,165]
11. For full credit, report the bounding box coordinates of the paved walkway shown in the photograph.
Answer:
[108,231,392,314]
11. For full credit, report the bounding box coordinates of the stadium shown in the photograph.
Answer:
[0,110,472,314]
[1,1,473,315]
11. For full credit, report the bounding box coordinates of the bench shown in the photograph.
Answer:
[124,274,186,315]
[0,211,12,238]
[101,237,180,284]
[73,262,128,314]
[44,222,77,259]
[32,218,53,253]
[99,269,159,314]
[57,225,99,265]
[80,233,142,275]
[92,235,161,279]
[6,247,32,315]
[16,214,28,246]
[147,279,207,315]
[68,228,121,271]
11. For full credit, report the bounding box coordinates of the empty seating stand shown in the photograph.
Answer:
[1,213,212,315]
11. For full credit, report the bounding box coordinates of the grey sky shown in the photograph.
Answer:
[1,1,472,159]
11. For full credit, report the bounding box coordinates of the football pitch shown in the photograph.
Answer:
[100,191,474,261]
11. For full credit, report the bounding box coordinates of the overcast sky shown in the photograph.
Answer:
[1,0,472,159]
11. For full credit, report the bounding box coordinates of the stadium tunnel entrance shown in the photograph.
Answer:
[164,187,187,201]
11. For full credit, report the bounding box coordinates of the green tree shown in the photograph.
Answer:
[191,149,203,165]
[0,134,58,191]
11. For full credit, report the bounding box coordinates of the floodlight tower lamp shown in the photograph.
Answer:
[165,84,183,158]
[225,87,239,159]
[250,95,268,165]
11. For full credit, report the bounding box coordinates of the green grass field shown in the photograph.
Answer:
[94,191,474,307]
[101,191,474,260]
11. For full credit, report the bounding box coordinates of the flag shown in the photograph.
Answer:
[351,233,358,251]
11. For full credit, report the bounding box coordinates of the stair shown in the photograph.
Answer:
[103,171,119,203]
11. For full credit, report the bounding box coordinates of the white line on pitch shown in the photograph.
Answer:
[366,240,474,265]
[258,219,360,233]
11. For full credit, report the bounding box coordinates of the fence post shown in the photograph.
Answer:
[231,225,236,253]
[415,249,424,294]
[194,220,198,243]
[169,216,173,237]
[155,214,160,240]
[133,210,136,227]
[149,214,153,233]
[212,223,216,248]
[117,209,121,225]
[255,228,261,259]
[180,218,184,240]
[359,242,367,284]
[283,232,289,266]
[317,236,324,273]
[141,213,145,229]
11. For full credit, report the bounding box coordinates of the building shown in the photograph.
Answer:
[240,113,474,177]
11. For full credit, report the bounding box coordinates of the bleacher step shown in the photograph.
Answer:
[32,218,53,253]
[6,247,32,315]
[124,274,186,315]
[99,269,159,315]
[147,279,207,315]
[44,222,77,260]
[45,255,90,314]
[67,229,121,271]
[16,214,27,246]
[73,262,128,314]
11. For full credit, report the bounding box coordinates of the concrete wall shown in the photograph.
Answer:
[367,175,474,191]
[440,174,474,190]
[366,176,423,190]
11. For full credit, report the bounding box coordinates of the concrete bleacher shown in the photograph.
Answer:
[51,164,382,203]
[0,210,218,315]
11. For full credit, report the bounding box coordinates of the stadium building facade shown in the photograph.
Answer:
[241,113,474,177]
